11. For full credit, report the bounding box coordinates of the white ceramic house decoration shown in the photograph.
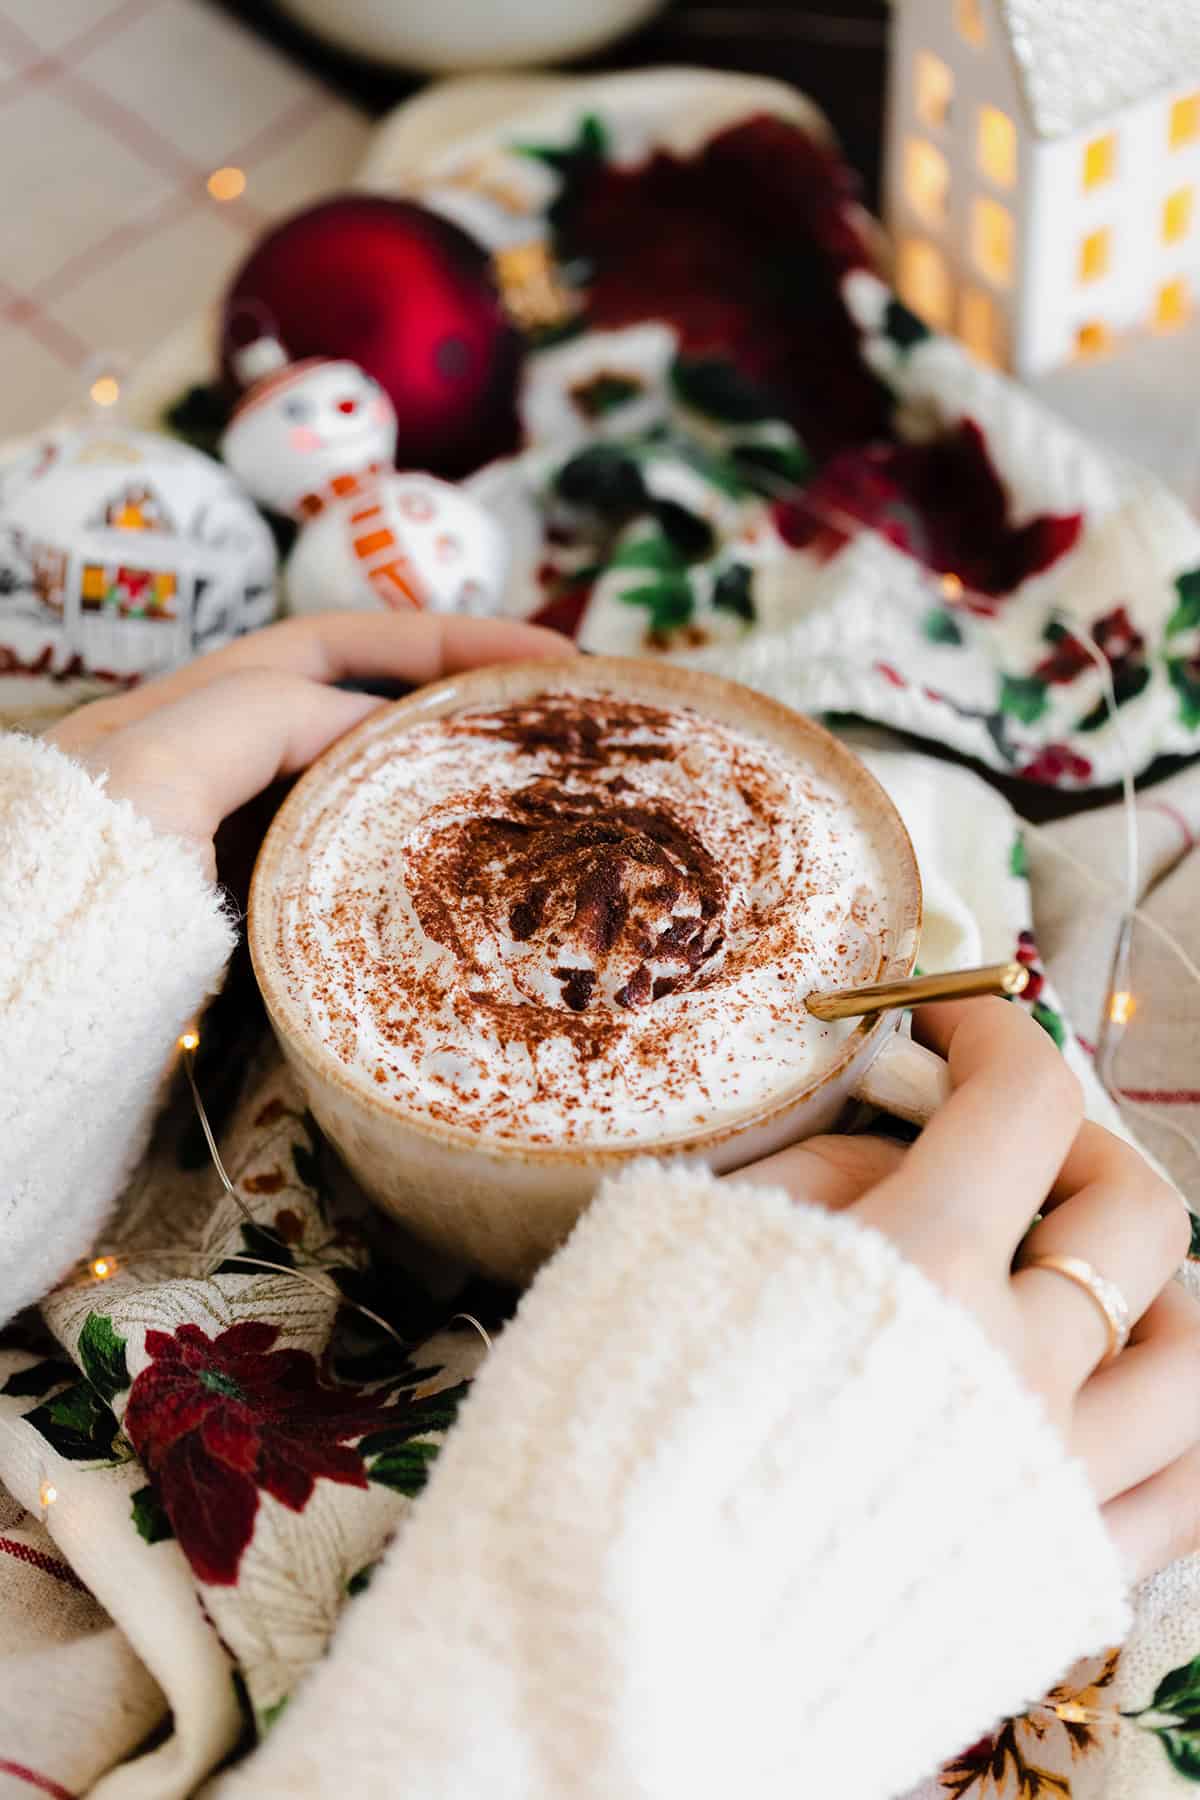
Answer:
[885,0,1200,376]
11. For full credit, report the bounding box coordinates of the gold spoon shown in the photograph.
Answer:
[806,961,1029,1021]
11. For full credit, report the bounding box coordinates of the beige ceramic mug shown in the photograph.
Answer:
[249,657,949,1283]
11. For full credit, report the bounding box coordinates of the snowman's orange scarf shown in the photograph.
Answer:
[295,461,386,520]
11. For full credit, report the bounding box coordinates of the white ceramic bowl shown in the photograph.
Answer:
[272,0,668,72]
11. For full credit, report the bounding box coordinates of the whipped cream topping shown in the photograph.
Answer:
[274,692,892,1147]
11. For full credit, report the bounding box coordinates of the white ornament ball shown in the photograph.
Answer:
[221,359,398,519]
[285,470,511,619]
[0,424,277,699]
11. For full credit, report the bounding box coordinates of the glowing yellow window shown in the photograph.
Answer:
[915,51,953,129]
[1164,186,1193,242]
[1078,228,1110,282]
[904,137,950,226]
[896,237,953,331]
[1157,277,1190,327]
[977,106,1016,187]
[1083,134,1116,189]
[955,0,986,48]
[958,286,1005,366]
[1170,93,1200,148]
[971,196,1014,285]
[1076,321,1111,357]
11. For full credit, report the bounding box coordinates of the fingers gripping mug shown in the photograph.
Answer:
[249,658,948,1283]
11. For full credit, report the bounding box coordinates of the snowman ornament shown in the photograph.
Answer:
[221,345,510,620]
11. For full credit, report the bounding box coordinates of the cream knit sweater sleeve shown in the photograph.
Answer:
[0,732,235,1323]
[219,1165,1130,1800]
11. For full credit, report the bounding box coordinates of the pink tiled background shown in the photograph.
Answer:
[0,0,369,434]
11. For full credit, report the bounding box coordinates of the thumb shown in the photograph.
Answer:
[94,670,381,867]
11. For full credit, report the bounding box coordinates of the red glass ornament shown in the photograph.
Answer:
[221,195,523,478]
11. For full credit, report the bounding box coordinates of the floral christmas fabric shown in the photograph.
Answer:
[361,82,1200,792]
[0,1053,489,1790]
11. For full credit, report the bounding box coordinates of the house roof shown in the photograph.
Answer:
[998,0,1200,139]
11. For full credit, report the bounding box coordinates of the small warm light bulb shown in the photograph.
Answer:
[39,1480,58,1510]
[179,1030,200,1053]
[90,375,120,407]
[940,572,964,600]
[90,1255,116,1281]
[1109,990,1136,1026]
[207,166,246,202]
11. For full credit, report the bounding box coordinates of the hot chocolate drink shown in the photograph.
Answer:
[271,691,892,1152]
[270,690,892,1148]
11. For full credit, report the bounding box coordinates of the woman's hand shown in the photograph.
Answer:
[47,611,569,878]
[736,997,1198,1582]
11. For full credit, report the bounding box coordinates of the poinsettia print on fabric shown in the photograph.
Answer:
[773,421,1082,603]
[123,1321,398,1585]
[526,111,890,460]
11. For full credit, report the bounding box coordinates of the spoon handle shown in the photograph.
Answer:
[806,961,1029,1021]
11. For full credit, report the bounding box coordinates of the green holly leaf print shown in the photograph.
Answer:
[609,533,686,574]
[78,1313,129,1404]
[359,1384,468,1454]
[365,1438,442,1497]
[1009,835,1029,879]
[1153,1656,1200,1717]
[1157,1729,1200,1781]
[361,1380,468,1493]
[1031,1001,1066,1049]
[620,579,694,634]
[729,437,812,488]
[259,1697,289,1735]
[712,563,756,622]
[554,444,648,518]
[1136,1656,1200,1781]
[923,606,963,646]
[1168,567,1200,637]
[1168,657,1200,729]
[1000,674,1050,724]
[130,1484,174,1545]
[670,355,776,424]
[25,1381,121,1462]
[1,1357,75,1399]
[515,110,607,172]
[882,297,932,351]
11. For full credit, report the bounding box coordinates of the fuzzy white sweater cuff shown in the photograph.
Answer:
[0,732,235,1322]
[218,1162,1130,1800]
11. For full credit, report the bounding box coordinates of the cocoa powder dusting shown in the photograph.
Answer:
[279,689,891,1148]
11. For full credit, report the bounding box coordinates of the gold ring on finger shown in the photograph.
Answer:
[1021,1253,1132,1362]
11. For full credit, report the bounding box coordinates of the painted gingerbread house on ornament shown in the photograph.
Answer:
[885,0,1200,376]
[0,428,276,687]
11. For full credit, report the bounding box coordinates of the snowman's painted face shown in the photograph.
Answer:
[221,360,398,519]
